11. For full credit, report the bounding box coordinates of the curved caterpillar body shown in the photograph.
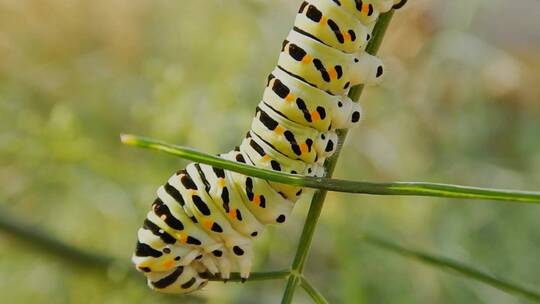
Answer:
[133,0,406,294]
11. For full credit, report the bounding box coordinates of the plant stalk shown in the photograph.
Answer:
[281,11,396,303]
[121,134,540,204]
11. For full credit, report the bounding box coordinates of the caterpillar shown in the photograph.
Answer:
[132,0,406,294]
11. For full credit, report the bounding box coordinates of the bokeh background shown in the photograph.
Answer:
[1,0,539,303]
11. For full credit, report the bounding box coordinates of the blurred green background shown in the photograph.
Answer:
[1,0,539,303]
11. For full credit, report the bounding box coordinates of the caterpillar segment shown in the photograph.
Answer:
[264,68,363,131]
[295,0,371,53]
[278,30,384,96]
[240,132,323,200]
[132,0,406,294]
[221,150,295,224]
[251,101,338,163]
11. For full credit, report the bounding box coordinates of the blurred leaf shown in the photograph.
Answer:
[361,233,540,303]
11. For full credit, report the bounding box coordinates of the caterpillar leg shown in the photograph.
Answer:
[332,96,363,129]
[350,52,384,85]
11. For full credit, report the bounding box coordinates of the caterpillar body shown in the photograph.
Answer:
[133,0,405,294]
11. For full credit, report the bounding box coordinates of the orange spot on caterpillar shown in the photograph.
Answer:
[300,143,309,154]
[252,195,261,205]
[228,209,237,220]
[285,93,295,102]
[311,111,321,121]
[274,125,285,135]
[343,32,351,41]
[203,219,213,230]
[301,54,312,64]
[320,16,327,25]
[328,68,337,80]
[163,260,174,268]
[217,178,226,188]
[176,233,187,243]
[262,154,271,162]
[361,3,369,14]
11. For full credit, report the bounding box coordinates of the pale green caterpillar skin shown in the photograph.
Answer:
[132,0,406,294]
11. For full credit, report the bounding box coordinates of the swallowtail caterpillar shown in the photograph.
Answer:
[132,0,406,294]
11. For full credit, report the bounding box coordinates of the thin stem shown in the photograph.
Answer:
[281,11,396,304]
[361,234,540,303]
[300,276,330,304]
[0,205,290,283]
[121,134,540,204]
[207,270,290,282]
[0,207,114,269]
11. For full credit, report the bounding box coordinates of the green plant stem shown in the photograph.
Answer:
[281,11,396,304]
[361,233,540,303]
[121,134,540,204]
[300,276,330,304]
[0,207,114,268]
[207,270,290,282]
[0,205,290,284]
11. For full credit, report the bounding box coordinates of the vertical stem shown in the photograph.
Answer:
[281,11,396,304]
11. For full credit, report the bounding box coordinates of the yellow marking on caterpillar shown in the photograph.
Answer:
[187,189,196,196]
[301,54,312,64]
[320,16,327,25]
[217,178,226,188]
[274,125,285,135]
[163,260,174,268]
[285,93,295,102]
[300,143,309,154]
[176,233,188,243]
[311,111,321,121]
[203,219,213,230]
